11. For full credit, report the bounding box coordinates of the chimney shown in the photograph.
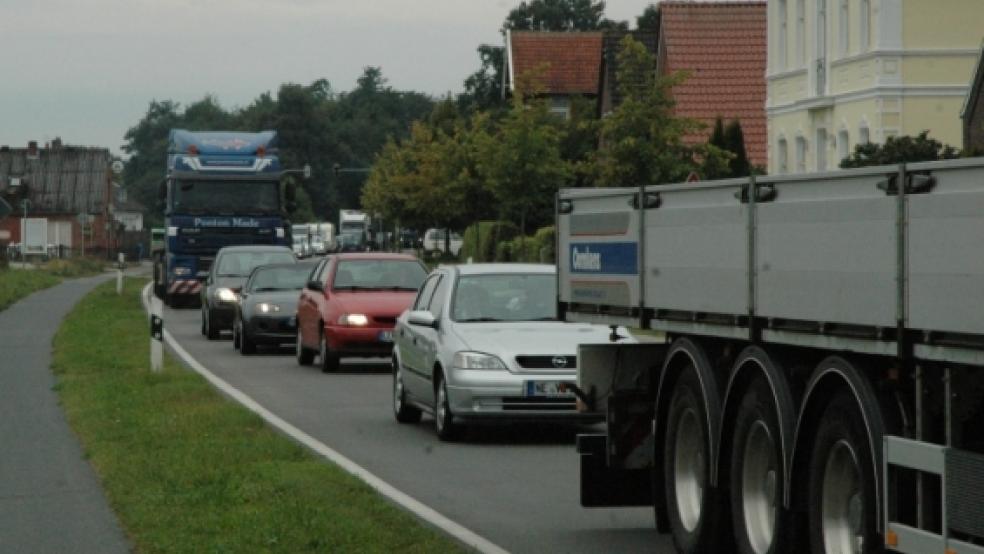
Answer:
[52,137,63,150]
[27,141,39,159]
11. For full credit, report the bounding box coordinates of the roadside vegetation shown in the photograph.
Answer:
[0,257,108,311]
[51,279,462,553]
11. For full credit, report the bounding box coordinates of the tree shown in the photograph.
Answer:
[477,72,571,234]
[636,4,659,30]
[839,131,960,168]
[459,45,507,113]
[502,0,625,32]
[593,36,728,187]
[724,120,751,177]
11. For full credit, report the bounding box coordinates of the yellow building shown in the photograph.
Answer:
[767,0,983,173]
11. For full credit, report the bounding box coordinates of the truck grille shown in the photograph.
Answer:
[515,355,577,369]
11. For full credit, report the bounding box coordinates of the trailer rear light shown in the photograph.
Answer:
[187,145,199,155]
[884,530,897,547]
[256,146,266,157]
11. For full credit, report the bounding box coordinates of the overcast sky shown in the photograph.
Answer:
[0,0,658,155]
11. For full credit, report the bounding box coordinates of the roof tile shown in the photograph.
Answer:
[509,31,604,95]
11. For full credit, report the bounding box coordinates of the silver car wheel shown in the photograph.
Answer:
[673,407,705,533]
[741,420,778,554]
[822,439,862,554]
[436,380,448,433]
[394,366,405,414]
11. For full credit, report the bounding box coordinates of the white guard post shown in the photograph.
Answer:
[116,252,125,295]
[150,296,163,372]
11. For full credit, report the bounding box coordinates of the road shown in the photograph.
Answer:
[162,303,672,554]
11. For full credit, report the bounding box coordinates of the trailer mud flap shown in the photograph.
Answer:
[577,434,653,507]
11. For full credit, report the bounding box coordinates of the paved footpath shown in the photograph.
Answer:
[0,274,131,554]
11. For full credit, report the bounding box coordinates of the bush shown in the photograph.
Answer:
[497,226,556,263]
[461,221,518,262]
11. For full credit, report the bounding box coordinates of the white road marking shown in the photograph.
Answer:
[141,283,508,554]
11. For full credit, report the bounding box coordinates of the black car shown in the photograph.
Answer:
[201,245,296,339]
[232,261,317,354]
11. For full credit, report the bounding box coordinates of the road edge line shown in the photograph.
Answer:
[141,283,508,554]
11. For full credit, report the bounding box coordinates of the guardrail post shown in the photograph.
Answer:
[116,252,125,295]
[150,296,163,372]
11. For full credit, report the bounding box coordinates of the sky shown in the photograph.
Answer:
[0,0,658,156]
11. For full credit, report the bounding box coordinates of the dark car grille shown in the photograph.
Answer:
[515,355,577,370]
[501,397,577,411]
[372,316,397,326]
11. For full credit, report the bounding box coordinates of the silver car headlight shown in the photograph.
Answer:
[256,302,280,314]
[215,287,238,303]
[453,351,507,370]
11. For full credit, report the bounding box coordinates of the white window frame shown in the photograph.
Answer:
[796,0,806,66]
[778,0,788,71]
[859,124,870,145]
[778,138,789,173]
[859,0,870,53]
[838,129,850,165]
[795,136,807,173]
[839,0,849,57]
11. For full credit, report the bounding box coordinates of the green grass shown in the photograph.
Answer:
[52,279,463,553]
[0,268,61,311]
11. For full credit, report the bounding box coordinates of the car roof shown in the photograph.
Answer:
[334,252,421,261]
[217,245,294,253]
[441,263,555,276]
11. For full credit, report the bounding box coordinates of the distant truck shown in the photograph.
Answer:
[152,130,292,306]
[558,159,984,554]
[291,223,311,258]
[339,209,369,249]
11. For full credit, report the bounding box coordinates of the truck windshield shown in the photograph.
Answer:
[172,180,279,215]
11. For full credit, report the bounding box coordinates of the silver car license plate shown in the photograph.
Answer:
[525,381,573,397]
[378,330,393,342]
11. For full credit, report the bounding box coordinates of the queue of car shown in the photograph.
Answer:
[197,244,633,441]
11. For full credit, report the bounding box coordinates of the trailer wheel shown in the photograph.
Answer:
[808,391,877,554]
[664,368,722,554]
[730,377,788,554]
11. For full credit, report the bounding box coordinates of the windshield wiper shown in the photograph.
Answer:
[217,273,244,277]
[529,317,559,321]
[457,317,502,322]
[379,286,418,291]
[333,285,375,291]
[252,287,283,292]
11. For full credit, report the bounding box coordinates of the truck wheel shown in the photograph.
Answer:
[295,331,314,366]
[808,391,877,554]
[663,368,722,554]
[730,377,788,554]
[434,372,460,441]
[319,331,339,373]
[393,357,422,423]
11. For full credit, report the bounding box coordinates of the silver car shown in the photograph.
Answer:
[392,263,633,440]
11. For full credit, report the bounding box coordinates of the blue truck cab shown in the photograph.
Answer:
[153,130,291,305]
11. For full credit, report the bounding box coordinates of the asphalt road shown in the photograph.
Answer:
[162,303,673,554]
[0,274,130,554]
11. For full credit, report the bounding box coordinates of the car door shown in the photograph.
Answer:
[399,273,441,399]
[415,272,452,393]
[298,258,329,349]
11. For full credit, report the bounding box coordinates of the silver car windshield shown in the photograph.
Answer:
[452,273,557,322]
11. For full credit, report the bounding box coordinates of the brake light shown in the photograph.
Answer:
[187,145,199,155]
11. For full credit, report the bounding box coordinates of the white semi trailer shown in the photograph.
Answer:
[558,159,984,554]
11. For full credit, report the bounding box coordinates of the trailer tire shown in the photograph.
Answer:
[664,368,723,554]
[808,391,877,554]
[730,377,789,554]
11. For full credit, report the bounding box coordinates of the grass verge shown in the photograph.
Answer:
[0,257,109,311]
[52,279,462,553]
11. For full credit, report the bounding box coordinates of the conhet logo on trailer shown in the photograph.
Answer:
[571,247,602,271]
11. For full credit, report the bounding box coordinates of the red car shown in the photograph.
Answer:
[296,252,427,372]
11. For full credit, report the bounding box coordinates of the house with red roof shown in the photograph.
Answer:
[503,30,603,119]
[655,1,768,169]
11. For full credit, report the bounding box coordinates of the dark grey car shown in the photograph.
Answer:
[232,261,317,354]
[200,245,296,339]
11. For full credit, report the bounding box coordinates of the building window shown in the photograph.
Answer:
[816,128,828,171]
[796,136,807,172]
[778,0,788,71]
[778,138,789,173]
[816,0,827,95]
[796,0,806,66]
[549,96,570,120]
[838,130,850,165]
[839,0,849,56]
[859,0,870,53]
[859,124,870,145]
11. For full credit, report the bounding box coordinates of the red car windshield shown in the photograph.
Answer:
[333,259,426,291]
